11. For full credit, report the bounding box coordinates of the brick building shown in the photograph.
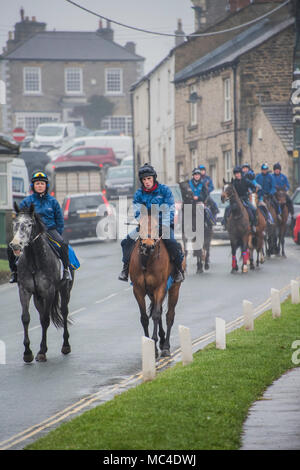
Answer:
[174,1,297,188]
[0,9,144,135]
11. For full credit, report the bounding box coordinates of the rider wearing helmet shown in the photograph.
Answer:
[224,166,258,232]
[7,170,69,283]
[189,168,208,202]
[241,163,256,181]
[255,163,276,201]
[198,164,219,220]
[272,162,294,223]
[118,163,185,283]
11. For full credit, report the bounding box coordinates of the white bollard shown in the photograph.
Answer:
[215,317,226,350]
[291,280,300,305]
[271,288,281,318]
[142,336,156,382]
[243,300,254,331]
[178,325,193,366]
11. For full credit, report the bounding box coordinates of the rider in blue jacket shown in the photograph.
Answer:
[118,163,185,283]
[272,162,294,221]
[242,163,256,182]
[198,164,219,220]
[189,168,208,201]
[255,163,276,200]
[8,170,69,283]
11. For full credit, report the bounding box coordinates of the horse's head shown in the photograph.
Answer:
[10,202,44,256]
[221,179,234,203]
[275,189,287,205]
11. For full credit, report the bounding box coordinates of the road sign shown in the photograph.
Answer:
[12,127,26,142]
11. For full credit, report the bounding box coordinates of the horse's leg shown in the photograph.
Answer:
[231,242,238,273]
[196,249,203,273]
[151,287,165,358]
[133,286,149,338]
[34,295,50,362]
[249,247,255,270]
[204,232,211,270]
[60,283,71,355]
[161,284,180,357]
[241,238,249,273]
[19,287,34,363]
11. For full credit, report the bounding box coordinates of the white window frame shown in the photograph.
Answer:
[224,150,232,182]
[15,112,60,134]
[65,68,83,95]
[23,67,41,95]
[190,84,198,126]
[224,78,231,122]
[105,68,123,95]
[101,115,132,135]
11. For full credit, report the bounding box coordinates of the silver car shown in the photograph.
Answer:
[209,189,229,239]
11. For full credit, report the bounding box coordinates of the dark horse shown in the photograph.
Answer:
[248,192,267,269]
[221,181,250,273]
[179,181,213,274]
[9,203,74,363]
[129,214,185,358]
[263,190,288,257]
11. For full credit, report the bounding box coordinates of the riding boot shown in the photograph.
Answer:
[173,266,185,283]
[118,263,129,282]
[9,271,18,283]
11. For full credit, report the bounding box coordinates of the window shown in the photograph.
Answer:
[15,113,60,134]
[191,148,198,169]
[224,150,232,182]
[65,68,83,95]
[101,116,132,135]
[70,149,87,157]
[23,67,41,94]
[224,78,231,122]
[190,85,198,126]
[105,68,123,95]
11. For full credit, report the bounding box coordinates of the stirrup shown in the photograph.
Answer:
[62,268,70,281]
[9,272,18,283]
[174,268,185,283]
[118,265,129,282]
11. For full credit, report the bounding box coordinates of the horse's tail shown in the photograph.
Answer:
[50,290,64,329]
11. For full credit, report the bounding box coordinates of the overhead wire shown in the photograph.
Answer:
[64,0,292,38]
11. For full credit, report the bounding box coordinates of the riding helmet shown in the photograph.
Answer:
[233,165,242,174]
[31,170,49,191]
[138,163,157,183]
[273,162,281,171]
[261,163,269,170]
[198,164,206,171]
[242,162,250,169]
[192,168,201,175]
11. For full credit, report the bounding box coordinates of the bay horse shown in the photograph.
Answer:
[248,193,266,269]
[129,214,185,358]
[263,195,278,257]
[221,180,250,273]
[9,203,74,363]
[179,181,212,274]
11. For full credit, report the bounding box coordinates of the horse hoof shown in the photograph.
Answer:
[61,345,71,355]
[242,266,248,273]
[160,349,170,357]
[204,264,209,271]
[35,353,47,362]
[23,353,34,363]
[250,264,255,270]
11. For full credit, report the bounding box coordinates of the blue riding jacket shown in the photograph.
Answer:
[272,173,290,191]
[188,179,207,201]
[133,183,175,228]
[19,192,64,235]
[200,175,214,194]
[255,172,276,199]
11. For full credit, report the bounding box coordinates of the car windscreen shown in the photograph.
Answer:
[106,167,133,179]
[69,195,104,211]
[210,192,228,208]
[36,126,64,137]
[292,190,300,204]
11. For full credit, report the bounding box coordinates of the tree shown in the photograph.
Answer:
[72,95,115,129]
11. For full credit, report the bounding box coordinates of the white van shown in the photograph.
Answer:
[31,122,76,151]
[11,158,30,204]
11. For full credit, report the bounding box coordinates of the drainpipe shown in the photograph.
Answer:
[130,89,136,191]
[233,61,239,166]
[147,78,151,164]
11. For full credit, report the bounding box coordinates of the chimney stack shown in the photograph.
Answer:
[96,19,114,41]
[175,19,185,47]
[125,41,136,55]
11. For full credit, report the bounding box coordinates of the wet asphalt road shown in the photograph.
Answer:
[0,236,300,449]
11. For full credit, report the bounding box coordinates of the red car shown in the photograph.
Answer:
[293,213,300,244]
[53,146,118,170]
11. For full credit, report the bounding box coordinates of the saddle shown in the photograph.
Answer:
[46,235,80,271]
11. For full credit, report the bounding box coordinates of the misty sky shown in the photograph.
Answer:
[0,0,195,73]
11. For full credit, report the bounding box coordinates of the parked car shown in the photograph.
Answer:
[61,192,115,242]
[293,213,300,244]
[11,158,30,205]
[105,166,134,199]
[120,155,133,166]
[18,149,51,178]
[209,189,229,239]
[31,122,76,151]
[169,183,183,236]
[52,146,118,171]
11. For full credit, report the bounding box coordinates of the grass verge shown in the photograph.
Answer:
[0,259,9,284]
[26,299,300,450]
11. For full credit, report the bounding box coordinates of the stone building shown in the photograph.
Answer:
[0,9,144,135]
[174,1,296,188]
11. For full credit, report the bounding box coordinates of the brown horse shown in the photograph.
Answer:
[129,215,185,357]
[263,195,278,257]
[273,189,289,257]
[248,193,266,269]
[221,181,250,273]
